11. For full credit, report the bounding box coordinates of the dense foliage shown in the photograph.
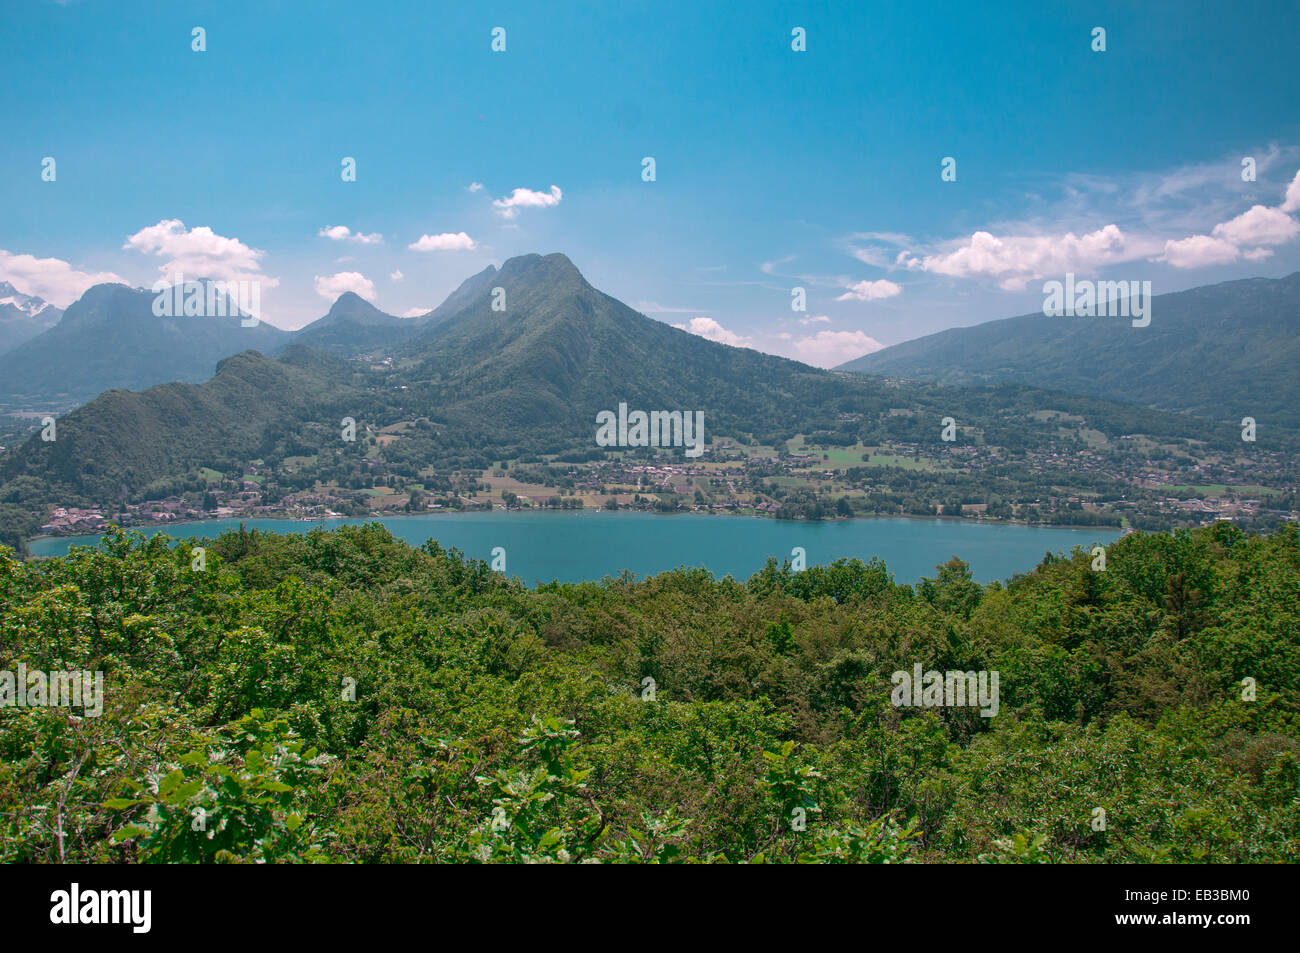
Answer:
[2,521,1297,863]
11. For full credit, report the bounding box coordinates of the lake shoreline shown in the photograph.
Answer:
[26,504,1124,545]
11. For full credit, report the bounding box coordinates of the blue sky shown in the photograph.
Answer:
[3,0,1299,366]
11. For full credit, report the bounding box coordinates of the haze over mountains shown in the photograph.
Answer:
[0,265,503,406]
[0,281,62,355]
[839,272,1300,430]
[287,266,504,358]
[0,253,895,502]
[1,252,1268,534]
[7,255,1297,436]
[0,282,289,410]
[290,291,417,357]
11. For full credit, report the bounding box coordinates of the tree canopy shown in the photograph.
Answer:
[2,521,1296,863]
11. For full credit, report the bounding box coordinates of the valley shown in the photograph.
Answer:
[2,255,1297,556]
[20,410,1296,546]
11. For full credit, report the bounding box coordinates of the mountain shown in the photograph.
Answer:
[0,282,290,411]
[287,267,508,360]
[0,281,62,355]
[416,262,500,326]
[393,253,851,437]
[290,292,417,357]
[0,347,359,505]
[1,253,1283,554]
[838,272,1300,428]
[2,253,892,496]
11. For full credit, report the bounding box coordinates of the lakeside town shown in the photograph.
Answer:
[32,427,1297,539]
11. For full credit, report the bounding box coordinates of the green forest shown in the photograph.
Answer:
[2,521,1297,863]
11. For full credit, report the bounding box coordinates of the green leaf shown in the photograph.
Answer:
[110,825,149,843]
[159,769,185,797]
[173,781,203,801]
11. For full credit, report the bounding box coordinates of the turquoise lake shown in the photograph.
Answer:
[27,511,1121,585]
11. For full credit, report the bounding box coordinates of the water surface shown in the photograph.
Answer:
[28,510,1120,585]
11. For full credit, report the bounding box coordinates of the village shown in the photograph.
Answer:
[32,428,1294,538]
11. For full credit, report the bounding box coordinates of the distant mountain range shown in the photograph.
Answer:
[286,266,505,358]
[11,264,1297,436]
[0,282,289,410]
[0,254,902,503]
[289,291,418,357]
[838,272,1300,430]
[0,281,62,355]
[1,254,1263,543]
[0,265,503,407]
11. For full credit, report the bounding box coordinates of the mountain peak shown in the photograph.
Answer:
[417,262,500,326]
[303,293,403,333]
[330,290,368,308]
[0,281,52,317]
[289,293,409,356]
[497,252,587,287]
[325,291,392,322]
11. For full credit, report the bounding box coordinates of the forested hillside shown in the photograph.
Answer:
[7,253,1295,554]
[839,273,1300,429]
[2,521,1296,863]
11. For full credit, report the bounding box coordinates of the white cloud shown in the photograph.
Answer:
[0,250,124,308]
[1282,169,1300,213]
[880,163,1300,288]
[408,232,477,251]
[1155,234,1241,269]
[467,182,484,193]
[1156,175,1300,268]
[799,314,831,324]
[390,270,404,281]
[672,316,752,348]
[1211,204,1300,247]
[492,185,562,219]
[401,306,429,318]
[318,225,382,244]
[788,330,885,368]
[314,272,376,301]
[904,226,1149,291]
[124,219,277,287]
[836,279,902,301]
